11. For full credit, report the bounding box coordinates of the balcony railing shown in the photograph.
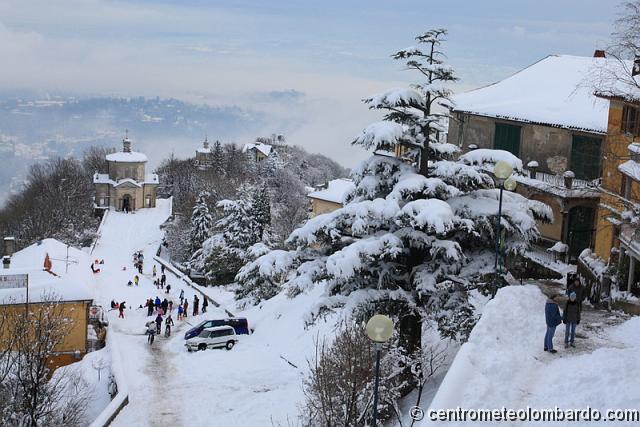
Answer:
[521,168,598,189]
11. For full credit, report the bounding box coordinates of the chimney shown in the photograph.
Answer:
[593,49,606,58]
[123,138,132,153]
[3,237,15,257]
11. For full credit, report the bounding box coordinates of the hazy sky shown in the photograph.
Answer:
[0,0,621,167]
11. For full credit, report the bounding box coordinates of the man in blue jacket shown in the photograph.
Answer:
[544,294,562,353]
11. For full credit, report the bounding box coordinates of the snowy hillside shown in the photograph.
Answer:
[86,200,342,426]
[424,285,640,427]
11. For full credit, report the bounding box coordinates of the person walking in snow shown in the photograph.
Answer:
[183,300,189,318]
[146,321,156,344]
[177,304,183,320]
[119,301,126,318]
[166,284,171,294]
[153,265,157,277]
[160,273,166,288]
[161,264,165,274]
[165,315,175,337]
[168,300,173,312]
[202,297,208,313]
[155,313,163,335]
[179,289,184,304]
[154,296,161,310]
[161,298,169,314]
[193,295,199,316]
[563,292,581,348]
[146,298,154,316]
[544,294,562,353]
[134,275,140,286]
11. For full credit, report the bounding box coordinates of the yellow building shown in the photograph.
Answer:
[307,178,355,217]
[0,238,94,370]
[589,90,640,295]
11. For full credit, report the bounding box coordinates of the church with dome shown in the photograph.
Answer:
[93,137,159,212]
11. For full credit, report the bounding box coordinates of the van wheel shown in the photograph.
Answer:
[225,341,235,350]
[198,343,207,351]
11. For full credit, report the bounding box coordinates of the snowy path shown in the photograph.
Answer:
[89,200,226,427]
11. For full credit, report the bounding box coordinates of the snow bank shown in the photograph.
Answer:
[424,286,640,427]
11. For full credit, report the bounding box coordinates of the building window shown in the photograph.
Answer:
[493,123,521,156]
[622,175,632,200]
[622,104,640,136]
[570,135,602,180]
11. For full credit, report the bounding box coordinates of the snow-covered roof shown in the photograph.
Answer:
[106,151,148,163]
[0,238,94,304]
[196,147,212,154]
[594,60,640,104]
[145,173,159,184]
[113,178,142,188]
[452,55,612,134]
[619,160,640,182]
[93,173,112,184]
[242,143,272,156]
[307,178,355,204]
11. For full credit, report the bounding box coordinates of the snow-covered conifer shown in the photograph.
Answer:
[190,192,213,252]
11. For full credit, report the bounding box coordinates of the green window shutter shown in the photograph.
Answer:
[570,135,602,180]
[494,123,521,156]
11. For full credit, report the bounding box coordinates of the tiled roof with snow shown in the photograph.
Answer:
[307,178,355,204]
[0,239,94,304]
[242,143,272,156]
[452,55,612,134]
[106,151,148,162]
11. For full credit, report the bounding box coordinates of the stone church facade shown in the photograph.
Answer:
[93,138,159,212]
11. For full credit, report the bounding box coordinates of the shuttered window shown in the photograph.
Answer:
[570,135,602,180]
[494,123,521,156]
[622,105,640,136]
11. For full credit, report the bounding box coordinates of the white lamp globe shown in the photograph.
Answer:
[494,161,513,180]
[503,177,518,191]
[366,314,394,343]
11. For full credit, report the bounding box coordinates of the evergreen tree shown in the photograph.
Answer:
[190,193,213,252]
[191,184,273,285]
[236,30,550,385]
[212,140,225,176]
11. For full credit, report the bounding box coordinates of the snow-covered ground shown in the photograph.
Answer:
[88,200,339,426]
[423,285,640,427]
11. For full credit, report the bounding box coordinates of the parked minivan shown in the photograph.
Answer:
[184,318,250,340]
[185,326,237,351]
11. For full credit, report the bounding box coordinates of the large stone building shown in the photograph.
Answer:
[194,137,214,169]
[448,54,611,261]
[93,137,159,212]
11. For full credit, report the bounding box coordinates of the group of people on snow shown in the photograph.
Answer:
[133,251,144,274]
[544,276,586,353]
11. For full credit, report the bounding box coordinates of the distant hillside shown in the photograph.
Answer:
[0,95,270,206]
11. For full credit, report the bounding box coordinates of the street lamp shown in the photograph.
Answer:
[492,161,517,298]
[366,314,394,426]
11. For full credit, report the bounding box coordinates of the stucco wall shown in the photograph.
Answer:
[449,112,601,175]
[310,198,342,217]
[0,300,90,369]
[108,161,146,181]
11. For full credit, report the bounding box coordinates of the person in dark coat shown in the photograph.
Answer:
[563,292,581,348]
[567,277,586,313]
[161,298,169,314]
[146,298,154,316]
[202,297,208,313]
[119,301,126,318]
[544,294,562,353]
[193,295,199,316]
[155,314,163,334]
[183,300,189,318]
[160,274,166,288]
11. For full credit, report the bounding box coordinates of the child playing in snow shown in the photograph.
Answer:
[134,275,139,286]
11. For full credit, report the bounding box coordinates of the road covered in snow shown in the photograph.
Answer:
[89,200,336,426]
[423,285,640,427]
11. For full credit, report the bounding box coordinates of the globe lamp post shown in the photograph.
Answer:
[366,314,394,426]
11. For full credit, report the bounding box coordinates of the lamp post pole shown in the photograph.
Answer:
[492,183,504,299]
[491,161,516,299]
[372,342,382,426]
[366,314,394,427]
